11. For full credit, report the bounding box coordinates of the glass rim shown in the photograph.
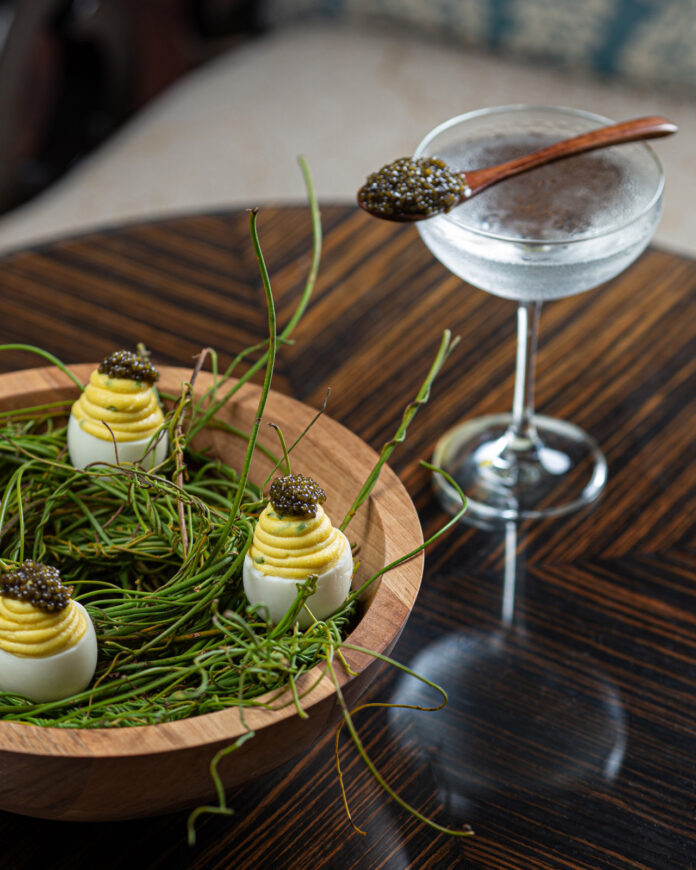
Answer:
[413,104,665,246]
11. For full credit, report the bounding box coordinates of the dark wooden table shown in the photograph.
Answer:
[0,205,694,869]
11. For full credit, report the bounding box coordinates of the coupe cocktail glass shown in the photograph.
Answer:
[416,106,664,523]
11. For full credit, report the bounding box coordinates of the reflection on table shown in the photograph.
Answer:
[390,521,627,821]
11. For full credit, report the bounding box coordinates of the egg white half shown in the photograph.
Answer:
[0,601,98,702]
[243,531,353,628]
[68,413,168,469]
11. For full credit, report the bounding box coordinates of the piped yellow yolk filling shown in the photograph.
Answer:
[71,370,164,442]
[249,504,346,579]
[0,597,87,657]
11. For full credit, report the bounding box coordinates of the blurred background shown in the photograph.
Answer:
[0,0,693,255]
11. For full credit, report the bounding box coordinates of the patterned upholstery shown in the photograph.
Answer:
[260,0,696,90]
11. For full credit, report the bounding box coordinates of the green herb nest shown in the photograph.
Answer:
[0,162,469,841]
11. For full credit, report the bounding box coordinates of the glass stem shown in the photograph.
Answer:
[508,301,542,447]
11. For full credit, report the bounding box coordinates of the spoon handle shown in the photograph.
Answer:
[464,115,678,195]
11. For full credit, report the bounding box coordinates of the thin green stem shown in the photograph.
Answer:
[341,331,459,530]
[0,345,84,391]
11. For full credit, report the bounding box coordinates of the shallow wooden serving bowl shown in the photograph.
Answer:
[0,365,424,821]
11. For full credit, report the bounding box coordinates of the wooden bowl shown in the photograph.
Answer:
[0,365,424,821]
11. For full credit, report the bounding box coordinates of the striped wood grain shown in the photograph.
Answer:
[0,206,693,869]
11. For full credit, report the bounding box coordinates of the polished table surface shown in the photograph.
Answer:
[0,205,694,869]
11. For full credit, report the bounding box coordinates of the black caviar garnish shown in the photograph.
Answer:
[1,560,73,613]
[269,474,326,519]
[98,350,159,384]
[358,156,468,218]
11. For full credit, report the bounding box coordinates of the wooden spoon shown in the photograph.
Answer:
[357,115,677,223]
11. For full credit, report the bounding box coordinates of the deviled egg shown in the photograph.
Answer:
[68,349,168,469]
[0,560,98,702]
[243,474,353,628]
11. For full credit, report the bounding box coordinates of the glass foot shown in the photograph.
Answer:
[432,413,607,523]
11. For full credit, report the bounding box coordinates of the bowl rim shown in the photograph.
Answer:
[0,365,424,758]
[414,103,665,246]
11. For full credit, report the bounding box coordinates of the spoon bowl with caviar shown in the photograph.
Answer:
[364,105,671,523]
[358,115,675,222]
